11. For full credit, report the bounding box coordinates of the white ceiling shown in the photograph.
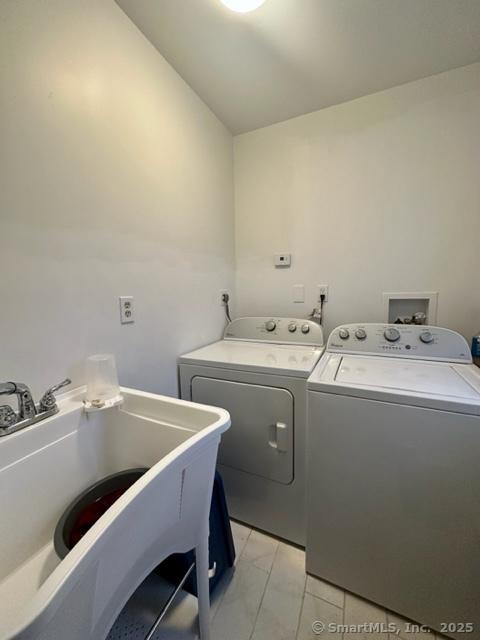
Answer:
[116,0,480,134]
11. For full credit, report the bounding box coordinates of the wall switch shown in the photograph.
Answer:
[274,253,291,267]
[119,296,134,324]
[293,284,305,303]
[317,285,329,302]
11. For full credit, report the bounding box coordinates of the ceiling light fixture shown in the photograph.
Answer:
[220,0,266,13]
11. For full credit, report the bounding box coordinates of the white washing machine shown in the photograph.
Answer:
[307,323,480,639]
[178,317,324,546]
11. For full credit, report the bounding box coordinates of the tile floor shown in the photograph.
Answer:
[204,521,447,640]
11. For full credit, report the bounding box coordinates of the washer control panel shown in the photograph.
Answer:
[224,317,324,346]
[327,324,471,362]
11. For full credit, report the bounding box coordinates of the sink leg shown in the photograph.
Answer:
[196,529,211,640]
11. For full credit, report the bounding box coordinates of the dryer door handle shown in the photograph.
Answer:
[269,422,288,452]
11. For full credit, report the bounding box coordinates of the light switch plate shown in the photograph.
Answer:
[293,284,305,303]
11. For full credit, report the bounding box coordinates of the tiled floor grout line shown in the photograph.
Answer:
[292,569,308,640]
[247,539,280,640]
[296,577,345,640]
[294,586,308,640]
[306,593,345,612]
[237,526,252,560]
[304,579,345,611]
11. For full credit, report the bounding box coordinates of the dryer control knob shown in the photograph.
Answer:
[355,328,367,340]
[384,328,401,342]
[288,322,297,333]
[339,328,350,340]
[301,324,310,334]
[265,320,277,332]
[419,331,434,344]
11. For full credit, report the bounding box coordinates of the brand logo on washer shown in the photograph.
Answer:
[330,342,344,348]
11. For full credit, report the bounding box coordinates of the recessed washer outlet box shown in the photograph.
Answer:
[383,291,438,324]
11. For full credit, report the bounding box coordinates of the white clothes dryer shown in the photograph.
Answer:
[179,317,324,545]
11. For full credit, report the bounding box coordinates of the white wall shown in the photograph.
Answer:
[234,63,480,341]
[0,0,234,399]
[1,2,478,408]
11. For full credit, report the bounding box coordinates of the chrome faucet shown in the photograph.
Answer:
[0,378,71,437]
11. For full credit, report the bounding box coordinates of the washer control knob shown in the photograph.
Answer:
[265,320,276,332]
[288,322,297,333]
[419,330,434,344]
[355,328,367,341]
[301,323,310,334]
[338,328,350,340]
[384,327,401,342]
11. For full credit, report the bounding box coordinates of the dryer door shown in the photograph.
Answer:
[191,377,294,485]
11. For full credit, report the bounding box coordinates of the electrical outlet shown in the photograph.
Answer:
[119,296,134,324]
[318,285,329,302]
[220,290,230,306]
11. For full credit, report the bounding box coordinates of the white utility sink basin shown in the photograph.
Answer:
[0,387,230,640]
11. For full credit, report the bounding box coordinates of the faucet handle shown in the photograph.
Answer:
[39,378,72,412]
[0,405,17,428]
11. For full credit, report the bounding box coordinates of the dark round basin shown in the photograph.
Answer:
[54,468,148,559]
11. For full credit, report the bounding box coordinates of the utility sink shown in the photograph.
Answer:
[0,387,229,640]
